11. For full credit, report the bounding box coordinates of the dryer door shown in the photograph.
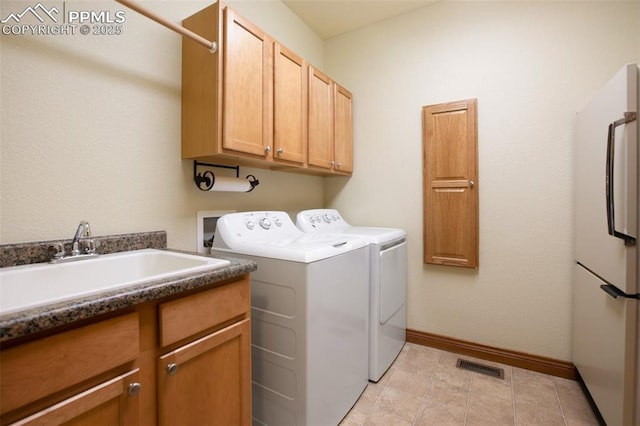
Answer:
[379,240,407,324]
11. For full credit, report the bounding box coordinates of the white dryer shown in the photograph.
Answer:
[296,209,407,382]
[212,211,369,426]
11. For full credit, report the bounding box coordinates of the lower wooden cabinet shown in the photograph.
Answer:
[0,274,252,426]
[157,319,251,425]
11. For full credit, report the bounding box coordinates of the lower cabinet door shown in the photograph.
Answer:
[12,369,140,426]
[157,319,251,426]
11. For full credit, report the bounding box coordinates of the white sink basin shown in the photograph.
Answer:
[0,249,230,315]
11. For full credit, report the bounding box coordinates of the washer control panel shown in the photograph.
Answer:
[213,211,299,249]
[243,213,284,231]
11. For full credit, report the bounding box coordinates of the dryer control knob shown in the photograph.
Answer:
[259,217,272,230]
[274,217,282,227]
[245,221,255,230]
[323,214,332,223]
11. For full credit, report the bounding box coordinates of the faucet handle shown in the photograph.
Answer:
[83,239,99,254]
[82,221,92,237]
[51,242,66,259]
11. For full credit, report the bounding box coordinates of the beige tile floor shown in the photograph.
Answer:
[341,343,601,426]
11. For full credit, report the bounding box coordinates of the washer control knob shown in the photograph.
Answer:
[315,215,322,223]
[274,217,282,227]
[259,217,272,230]
[308,215,315,224]
[245,221,255,230]
[323,213,332,223]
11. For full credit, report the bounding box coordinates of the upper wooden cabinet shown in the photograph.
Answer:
[273,43,307,165]
[182,2,352,175]
[222,8,273,158]
[182,3,272,163]
[334,83,353,174]
[422,99,479,268]
[308,67,353,175]
[308,66,334,170]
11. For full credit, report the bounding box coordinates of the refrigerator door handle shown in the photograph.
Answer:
[600,284,640,299]
[605,111,637,246]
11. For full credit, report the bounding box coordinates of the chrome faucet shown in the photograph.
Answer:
[50,220,99,263]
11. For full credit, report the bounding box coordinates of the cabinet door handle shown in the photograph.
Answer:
[335,162,342,168]
[277,148,284,155]
[264,145,272,154]
[166,363,179,376]
[128,382,142,396]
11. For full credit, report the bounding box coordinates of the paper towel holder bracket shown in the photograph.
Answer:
[193,161,259,192]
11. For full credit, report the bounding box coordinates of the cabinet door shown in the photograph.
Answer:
[157,319,251,426]
[422,99,479,268]
[223,8,273,158]
[12,369,140,426]
[334,83,353,174]
[308,67,334,170]
[274,43,307,165]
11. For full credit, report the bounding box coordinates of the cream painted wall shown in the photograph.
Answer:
[324,1,640,360]
[0,0,325,249]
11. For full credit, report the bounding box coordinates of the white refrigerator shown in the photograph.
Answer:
[573,63,639,426]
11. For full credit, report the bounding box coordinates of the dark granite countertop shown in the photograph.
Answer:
[0,232,257,343]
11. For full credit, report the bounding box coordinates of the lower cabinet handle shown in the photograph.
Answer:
[167,363,179,376]
[128,382,142,396]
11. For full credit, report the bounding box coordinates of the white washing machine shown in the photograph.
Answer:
[211,211,369,426]
[296,209,407,382]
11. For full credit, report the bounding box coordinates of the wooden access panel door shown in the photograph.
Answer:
[223,8,273,157]
[273,43,307,165]
[422,99,478,268]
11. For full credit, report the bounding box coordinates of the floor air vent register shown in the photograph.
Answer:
[456,358,505,379]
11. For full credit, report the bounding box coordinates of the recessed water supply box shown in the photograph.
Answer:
[196,210,235,254]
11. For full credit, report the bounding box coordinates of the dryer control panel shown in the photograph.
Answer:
[296,209,348,232]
